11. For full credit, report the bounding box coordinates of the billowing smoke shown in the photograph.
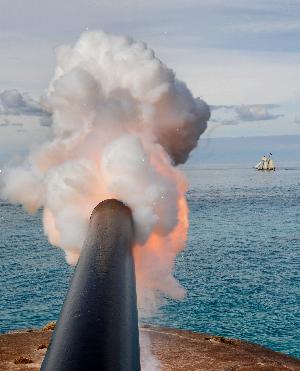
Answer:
[1,31,209,314]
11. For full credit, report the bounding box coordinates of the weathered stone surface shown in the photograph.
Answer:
[1,327,300,371]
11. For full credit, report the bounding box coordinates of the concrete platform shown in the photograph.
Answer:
[1,326,300,370]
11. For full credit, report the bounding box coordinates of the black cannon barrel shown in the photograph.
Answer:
[41,199,141,371]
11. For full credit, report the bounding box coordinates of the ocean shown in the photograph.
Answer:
[1,165,299,358]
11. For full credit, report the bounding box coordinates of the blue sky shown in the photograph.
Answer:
[0,0,299,158]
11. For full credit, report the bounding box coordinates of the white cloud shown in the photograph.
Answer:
[209,104,284,133]
[0,89,46,116]
[233,104,282,122]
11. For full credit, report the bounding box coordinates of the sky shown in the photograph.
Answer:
[0,0,300,161]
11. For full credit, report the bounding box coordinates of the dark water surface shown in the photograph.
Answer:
[1,165,299,358]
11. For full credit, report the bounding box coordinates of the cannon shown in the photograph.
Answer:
[41,199,141,371]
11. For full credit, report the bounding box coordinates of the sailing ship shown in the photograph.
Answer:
[255,153,275,171]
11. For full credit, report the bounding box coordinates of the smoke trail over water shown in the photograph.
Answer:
[1,31,209,366]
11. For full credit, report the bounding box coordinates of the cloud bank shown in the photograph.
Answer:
[0,89,52,131]
[235,104,283,121]
[210,103,283,126]
[0,89,47,116]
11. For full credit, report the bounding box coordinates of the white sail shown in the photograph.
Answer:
[255,155,275,171]
[268,159,275,170]
[255,161,263,169]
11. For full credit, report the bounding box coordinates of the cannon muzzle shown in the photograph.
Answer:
[41,199,140,371]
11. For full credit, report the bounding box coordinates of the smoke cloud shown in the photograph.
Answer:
[1,31,209,316]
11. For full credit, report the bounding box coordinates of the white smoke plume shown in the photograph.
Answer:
[140,330,162,371]
[1,30,209,322]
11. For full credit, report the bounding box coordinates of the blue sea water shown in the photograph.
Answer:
[1,165,299,358]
